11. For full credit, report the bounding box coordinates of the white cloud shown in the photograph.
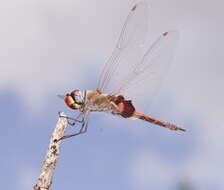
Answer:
[1,0,224,189]
[182,119,224,189]
[128,151,174,189]
[0,0,90,109]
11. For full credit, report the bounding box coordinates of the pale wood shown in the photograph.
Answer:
[34,113,68,190]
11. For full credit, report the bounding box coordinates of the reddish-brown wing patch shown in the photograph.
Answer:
[163,31,169,36]
[131,4,138,11]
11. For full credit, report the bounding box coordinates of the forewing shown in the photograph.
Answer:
[97,1,148,92]
[97,2,179,112]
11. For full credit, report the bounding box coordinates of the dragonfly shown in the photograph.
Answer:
[60,1,185,140]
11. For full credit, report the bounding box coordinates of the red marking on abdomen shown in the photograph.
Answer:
[113,96,135,118]
[118,100,135,118]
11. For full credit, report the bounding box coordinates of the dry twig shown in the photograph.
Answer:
[34,112,68,190]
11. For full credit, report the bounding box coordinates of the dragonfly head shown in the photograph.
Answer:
[64,90,85,110]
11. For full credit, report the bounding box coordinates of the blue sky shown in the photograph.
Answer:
[1,0,224,189]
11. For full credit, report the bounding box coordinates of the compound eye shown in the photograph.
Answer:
[64,95,80,110]
[64,95,74,106]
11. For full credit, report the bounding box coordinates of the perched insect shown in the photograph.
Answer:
[60,2,185,140]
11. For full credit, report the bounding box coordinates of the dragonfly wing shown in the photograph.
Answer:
[116,31,179,111]
[97,2,179,112]
[97,1,148,92]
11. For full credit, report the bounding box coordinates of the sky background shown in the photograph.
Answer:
[0,0,224,189]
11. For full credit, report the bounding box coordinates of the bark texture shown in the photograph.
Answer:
[34,113,68,190]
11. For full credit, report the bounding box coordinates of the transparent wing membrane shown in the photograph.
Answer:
[117,31,179,111]
[97,1,148,91]
[97,2,179,112]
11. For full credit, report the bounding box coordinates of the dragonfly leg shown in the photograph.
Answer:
[67,117,84,126]
[80,121,88,133]
[58,112,84,125]
[59,121,89,141]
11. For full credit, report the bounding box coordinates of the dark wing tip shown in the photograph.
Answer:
[132,1,148,11]
[180,128,187,132]
[163,32,169,36]
[131,4,138,11]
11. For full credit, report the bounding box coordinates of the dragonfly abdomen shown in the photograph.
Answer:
[133,112,186,132]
